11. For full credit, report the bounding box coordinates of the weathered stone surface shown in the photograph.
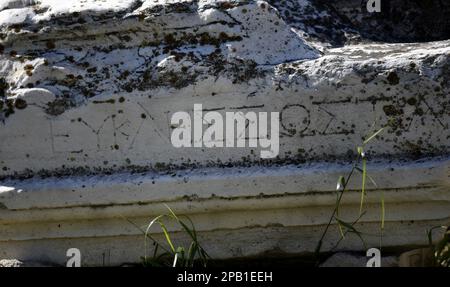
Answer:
[0,258,56,267]
[0,0,449,266]
[270,0,450,46]
[0,259,23,267]
[0,0,448,177]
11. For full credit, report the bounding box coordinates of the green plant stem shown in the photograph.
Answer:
[329,211,367,252]
[314,156,360,265]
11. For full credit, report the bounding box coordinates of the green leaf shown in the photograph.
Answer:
[355,168,378,188]
[187,241,197,266]
[359,157,367,215]
[166,204,197,242]
[363,127,385,145]
[357,146,364,157]
[334,216,367,249]
[336,176,345,191]
[158,219,176,253]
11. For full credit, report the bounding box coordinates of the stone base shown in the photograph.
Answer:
[1,158,448,266]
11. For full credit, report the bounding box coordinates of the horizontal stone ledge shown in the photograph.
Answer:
[1,202,449,242]
[0,157,448,224]
[2,219,448,266]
